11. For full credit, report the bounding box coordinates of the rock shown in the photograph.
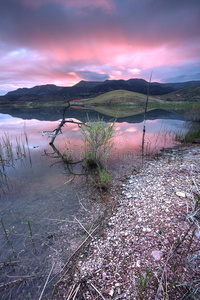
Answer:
[136,260,140,267]
[115,283,121,287]
[143,227,151,232]
[102,271,107,280]
[176,248,182,254]
[126,193,132,198]
[151,250,163,261]
[176,191,186,198]
[108,289,114,296]
[195,230,200,239]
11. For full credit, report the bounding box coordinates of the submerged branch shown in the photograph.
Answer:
[0,276,35,292]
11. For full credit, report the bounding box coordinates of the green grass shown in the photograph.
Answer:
[176,128,200,143]
[148,101,197,110]
[96,163,112,190]
[84,90,160,106]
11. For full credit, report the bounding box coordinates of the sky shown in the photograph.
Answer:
[0,0,200,95]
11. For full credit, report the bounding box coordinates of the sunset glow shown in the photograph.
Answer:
[0,0,199,95]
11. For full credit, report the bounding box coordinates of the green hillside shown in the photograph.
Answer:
[84,89,160,106]
[78,90,160,117]
[160,84,200,102]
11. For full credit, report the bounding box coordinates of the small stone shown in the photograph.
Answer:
[108,289,114,296]
[176,192,186,198]
[102,272,107,280]
[151,250,163,261]
[195,230,200,239]
[115,283,121,287]
[176,248,182,254]
[136,260,140,267]
[126,194,132,198]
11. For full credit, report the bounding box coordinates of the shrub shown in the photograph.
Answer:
[80,116,115,167]
[188,103,200,122]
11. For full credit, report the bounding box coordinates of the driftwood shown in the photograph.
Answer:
[42,102,84,145]
[42,101,86,175]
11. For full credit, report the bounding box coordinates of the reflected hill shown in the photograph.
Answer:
[0,106,185,123]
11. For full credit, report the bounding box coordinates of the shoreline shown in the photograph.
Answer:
[53,144,200,299]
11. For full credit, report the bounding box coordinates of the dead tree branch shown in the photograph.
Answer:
[41,102,84,145]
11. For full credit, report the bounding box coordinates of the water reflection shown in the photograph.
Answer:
[0,109,187,299]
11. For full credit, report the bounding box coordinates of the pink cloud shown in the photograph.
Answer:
[0,0,199,94]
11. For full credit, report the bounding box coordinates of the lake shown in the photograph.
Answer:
[0,106,188,299]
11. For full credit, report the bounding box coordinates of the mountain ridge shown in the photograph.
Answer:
[1,78,200,103]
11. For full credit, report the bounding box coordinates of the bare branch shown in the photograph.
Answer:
[39,262,55,300]
[41,102,84,145]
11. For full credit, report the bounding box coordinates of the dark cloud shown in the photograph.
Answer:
[1,0,199,50]
[114,0,200,47]
[75,71,109,81]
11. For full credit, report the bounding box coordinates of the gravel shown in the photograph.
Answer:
[56,145,200,299]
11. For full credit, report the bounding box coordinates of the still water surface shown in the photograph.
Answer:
[0,108,187,299]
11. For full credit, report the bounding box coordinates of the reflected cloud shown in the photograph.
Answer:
[0,113,188,161]
[125,127,137,133]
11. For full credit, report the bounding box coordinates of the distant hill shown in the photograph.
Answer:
[73,80,103,89]
[1,79,200,103]
[91,79,176,95]
[160,84,200,102]
[6,84,62,97]
[5,84,63,101]
[72,86,200,118]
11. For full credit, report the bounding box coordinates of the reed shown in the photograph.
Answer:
[27,218,38,255]
[1,217,9,241]
[8,255,15,272]
[24,127,32,166]
[1,218,16,258]
[1,133,14,167]
[0,131,32,182]
[16,135,25,159]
